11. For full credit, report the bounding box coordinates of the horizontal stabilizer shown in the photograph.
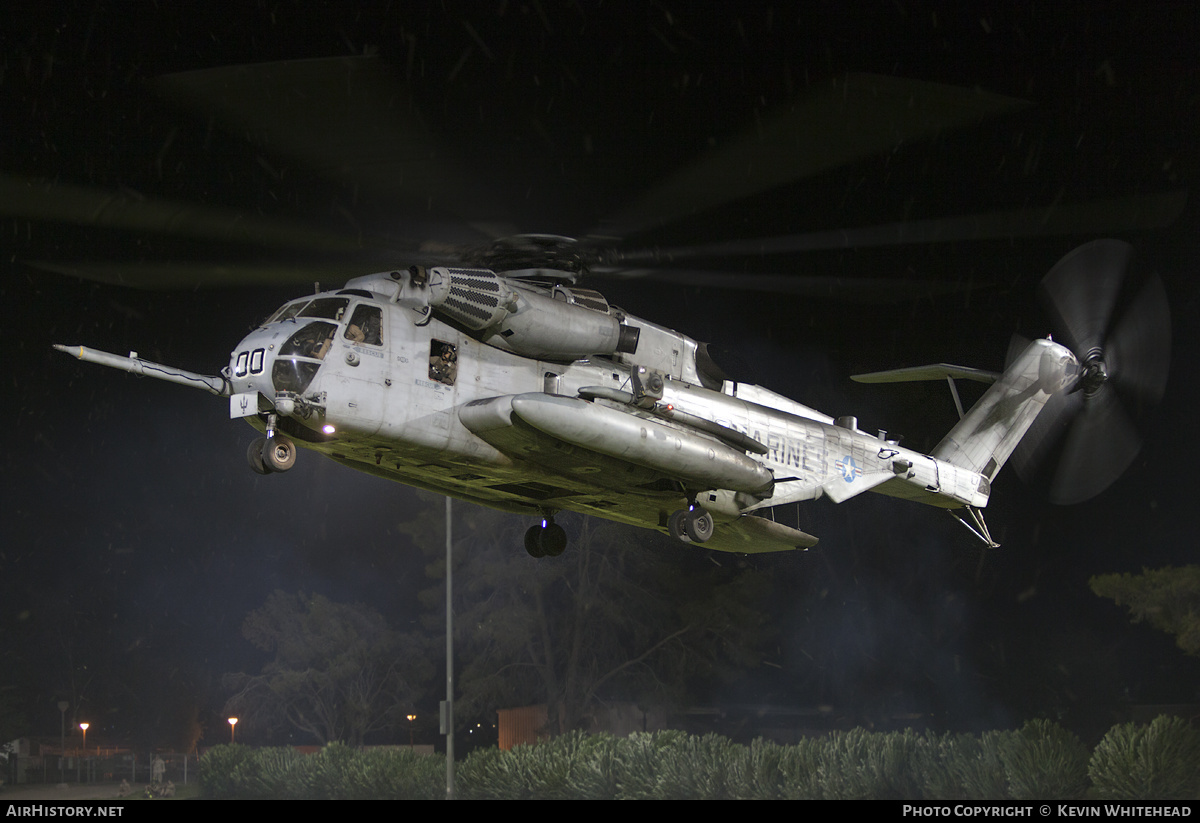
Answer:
[851,364,1000,384]
[821,469,896,503]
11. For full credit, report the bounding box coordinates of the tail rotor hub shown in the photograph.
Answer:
[1078,349,1108,397]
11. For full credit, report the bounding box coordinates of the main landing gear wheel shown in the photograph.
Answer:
[263,435,297,473]
[668,506,714,544]
[524,518,567,558]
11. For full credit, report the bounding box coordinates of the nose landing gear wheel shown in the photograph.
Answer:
[247,437,272,475]
[263,435,297,472]
[524,519,567,558]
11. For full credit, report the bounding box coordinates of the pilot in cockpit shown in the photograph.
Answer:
[345,307,382,346]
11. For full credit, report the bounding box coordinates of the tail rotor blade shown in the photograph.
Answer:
[1011,386,1077,485]
[1048,383,1142,505]
[1039,238,1131,356]
[1105,270,1171,408]
[1017,239,1169,504]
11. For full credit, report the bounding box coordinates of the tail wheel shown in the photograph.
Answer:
[263,435,297,472]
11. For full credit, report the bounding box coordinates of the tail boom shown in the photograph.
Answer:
[932,338,1077,482]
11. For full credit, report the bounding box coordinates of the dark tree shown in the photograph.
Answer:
[1090,566,1200,657]
[414,505,772,735]
[223,591,429,746]
[0,614,36,748]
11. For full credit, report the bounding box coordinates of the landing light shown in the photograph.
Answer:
[322,424,336,434]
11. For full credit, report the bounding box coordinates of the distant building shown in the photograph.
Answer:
[497,704,668,750]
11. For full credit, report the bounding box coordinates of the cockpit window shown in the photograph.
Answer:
[280,321,337,360]
[262,300,307,326]
[344,305,383,346]
[299,297,350,321]
[273,360,321,394]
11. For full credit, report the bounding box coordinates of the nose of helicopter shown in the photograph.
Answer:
[227,328,278,396]
[229,319,339,404]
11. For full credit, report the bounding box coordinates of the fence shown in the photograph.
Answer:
[6,751,199,787]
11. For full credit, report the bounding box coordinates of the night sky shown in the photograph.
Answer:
[3,2,1198,750]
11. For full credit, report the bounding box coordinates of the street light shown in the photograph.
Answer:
[78,723,89,754]
[407,714,416,748]
[228,717,238,743]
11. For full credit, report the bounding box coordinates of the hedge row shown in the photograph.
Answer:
[200,742,444,799]
[200,716,1200,800]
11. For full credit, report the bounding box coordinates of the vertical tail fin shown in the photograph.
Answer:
[932,339,1077,481]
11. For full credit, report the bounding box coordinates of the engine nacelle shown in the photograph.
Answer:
[487,286,641,359]
[397,266,640,361]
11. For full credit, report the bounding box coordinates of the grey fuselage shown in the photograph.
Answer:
[219,271,995,553]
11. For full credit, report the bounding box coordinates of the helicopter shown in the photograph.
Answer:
[20,58,1176,557]
[53,231,1170,557]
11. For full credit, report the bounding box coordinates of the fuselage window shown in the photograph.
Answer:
[250,349,265,374]
[344,305,383,346]
[234,351,249,377]
[429,340,458,386]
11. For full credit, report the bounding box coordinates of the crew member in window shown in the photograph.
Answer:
[429,342,457,385]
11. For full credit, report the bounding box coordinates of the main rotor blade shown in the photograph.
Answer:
[0,173,364,253]
[154,56,497,222]
[24,260,379,289]
[591,267,969,301]
[611,191,1187,263]
[603,73,1029,239]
